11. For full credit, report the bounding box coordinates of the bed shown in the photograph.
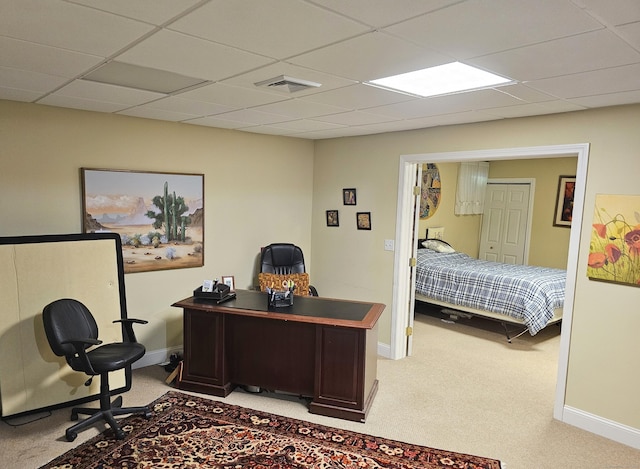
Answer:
[414,239,565,340]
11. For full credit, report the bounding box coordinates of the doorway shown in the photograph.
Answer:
[391,143,590,422]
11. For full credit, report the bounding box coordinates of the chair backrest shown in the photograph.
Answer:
[260,243,306,275]
[43,299,98,358]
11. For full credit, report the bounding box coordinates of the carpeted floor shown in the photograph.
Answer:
[41,390,502,469]
[4,308,640,468]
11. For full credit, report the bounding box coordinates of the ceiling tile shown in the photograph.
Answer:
[169,0,369,60]
[117,106,199,121]
[140,96,235,116]
[50,80,165,105]
[38,94,128,112]
[385,0,603,59]
[302,83,414,109]
[569,90,640,108]
[0,66,68,93]
[182,115,248,129]
[311,110,397,126]
[252,99,348,119]
[265,119,345,132]
[469,29,640,81]
[212,108,295,126]
[0,0,153,56]
[481,101,586,119]
[577,0,640,26]
[496,84,560,103]
[617,21,640,50]
[289,30,451,82]
[370,89,523,119]
[0,86,44,102]
[312,0,459,28]
[179,83,286,108]
[0,36,102,78]
[116,30,274,81]
[527,63,640,99]
[68,0,203,25]
[2,0,640,139]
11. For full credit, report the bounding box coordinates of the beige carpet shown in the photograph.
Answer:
[3,307,640,468]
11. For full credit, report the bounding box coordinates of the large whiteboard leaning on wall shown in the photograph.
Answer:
[0,233,131,417]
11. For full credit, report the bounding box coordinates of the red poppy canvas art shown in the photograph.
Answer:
[588,194,640,286]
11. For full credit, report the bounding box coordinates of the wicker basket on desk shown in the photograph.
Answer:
[258,273,310,297]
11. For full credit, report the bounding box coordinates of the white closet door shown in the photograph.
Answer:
[479,183,530,264]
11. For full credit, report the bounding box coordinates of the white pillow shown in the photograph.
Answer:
[421,239,455,253]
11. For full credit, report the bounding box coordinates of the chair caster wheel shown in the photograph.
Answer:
[144,410,153,419]
[70,412,78,421]
[66,430,77,442]
[115,429,126,440]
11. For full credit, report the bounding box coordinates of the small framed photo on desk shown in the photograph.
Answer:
[221,276,235,291]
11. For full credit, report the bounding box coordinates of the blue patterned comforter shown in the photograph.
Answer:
[415,249,566,335]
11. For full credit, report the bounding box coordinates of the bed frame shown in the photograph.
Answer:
[415,293,562,342]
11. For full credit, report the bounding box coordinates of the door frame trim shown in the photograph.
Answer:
[391,143,590,424]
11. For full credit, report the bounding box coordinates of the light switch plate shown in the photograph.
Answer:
[384,239,394,251]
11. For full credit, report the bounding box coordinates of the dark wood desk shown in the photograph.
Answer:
[173,290,384,422]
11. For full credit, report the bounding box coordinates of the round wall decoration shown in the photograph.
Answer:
[420,163,441,219]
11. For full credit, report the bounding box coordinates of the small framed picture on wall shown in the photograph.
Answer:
[356,212,371,230]
[343,188,357,205]
[326,210,339,227]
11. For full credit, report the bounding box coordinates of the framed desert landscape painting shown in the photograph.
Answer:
[82,168,204,273]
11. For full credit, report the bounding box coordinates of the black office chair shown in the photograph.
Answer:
[260,243,318,296]
[42,298,152,441]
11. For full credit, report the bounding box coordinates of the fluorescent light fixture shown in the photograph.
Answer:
[82,61,207,94]
[367,62,513,97]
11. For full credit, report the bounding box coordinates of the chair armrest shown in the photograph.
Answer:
[61,338,102,375]
[114,318,148,343]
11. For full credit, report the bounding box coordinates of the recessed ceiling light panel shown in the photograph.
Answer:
[366,62,514,98]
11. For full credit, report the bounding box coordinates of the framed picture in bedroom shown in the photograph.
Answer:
[553,175,576,227]
[81,168,204,273]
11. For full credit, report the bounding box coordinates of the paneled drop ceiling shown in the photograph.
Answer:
[1,0,639,140]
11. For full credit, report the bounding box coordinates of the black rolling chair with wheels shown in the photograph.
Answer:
[260,243,318,296]
[42,298,152,441]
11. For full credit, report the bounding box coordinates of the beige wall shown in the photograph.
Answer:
[415,157,578,267]
[1,100,315,355]
[417,162,482,257]
[488,157,578,268]
[3,98,640,435]
[313,104,640,431]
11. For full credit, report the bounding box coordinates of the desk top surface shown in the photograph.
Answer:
[173,289,384,329]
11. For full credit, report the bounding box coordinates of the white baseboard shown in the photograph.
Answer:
[133,346,183,369]
[377,342,391,359]
[562,405,640,450]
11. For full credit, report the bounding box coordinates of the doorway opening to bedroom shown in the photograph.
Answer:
[391,143,589,421]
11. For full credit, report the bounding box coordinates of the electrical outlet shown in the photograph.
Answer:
[384,239,394,251]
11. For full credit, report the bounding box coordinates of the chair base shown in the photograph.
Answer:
[65,395,152,442]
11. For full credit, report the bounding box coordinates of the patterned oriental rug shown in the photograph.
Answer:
[42,391,502,469]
